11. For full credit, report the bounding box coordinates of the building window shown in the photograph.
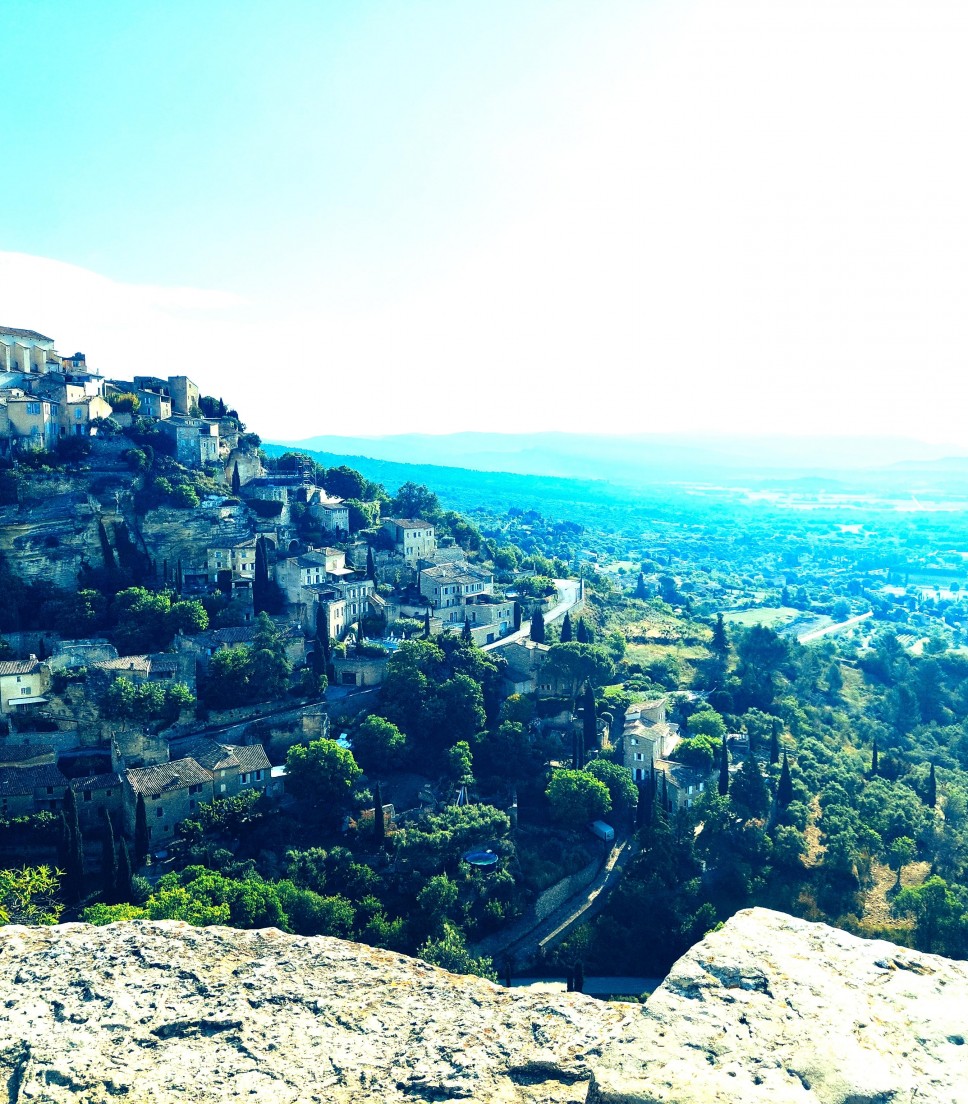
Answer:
[83,791,92,802]
[46,786,53,795]
[20,687,30,696]
[156,807,164,818]
[26,402,41,415]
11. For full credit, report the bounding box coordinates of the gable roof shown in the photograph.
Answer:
[0,659,41,677]
[124,758,212,797]
[0,765,68,795]
[0,327,54,342]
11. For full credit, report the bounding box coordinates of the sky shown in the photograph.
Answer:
[2,0,967,445]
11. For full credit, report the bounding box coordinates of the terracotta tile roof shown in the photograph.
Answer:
[124,758,212,797]
[168,737,237,772]
[228,744,271,773]
[70,772,123,792]
[0,659,41,677]
[92,656,151,675]
[0,327,53,342]
[0,765,68,795]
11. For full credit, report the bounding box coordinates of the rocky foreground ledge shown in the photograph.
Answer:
[0,908,964,1103]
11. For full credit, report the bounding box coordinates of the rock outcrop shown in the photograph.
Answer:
[0,908,964,1103]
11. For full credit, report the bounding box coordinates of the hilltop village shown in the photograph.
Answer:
[4,324,968,980]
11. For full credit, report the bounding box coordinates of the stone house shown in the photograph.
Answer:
[168,737,271,798]
[653,758,709,813]
[167,376,200,417]
[276,549,374,637]
[310,493,350,533]
[418,562,495,627]
[158,415,219,467]
[175,623,305,674]
[0,657,51,717]
[207,540,257,593]
[331,652,389,688]
[0,764,69,817]
[70,772,124,832]
[0,327,57,374]
[382,519,437,565]
[621,699,681,783]
[3,392,59,449]
[500,640,572,697]
[122,758,214,845]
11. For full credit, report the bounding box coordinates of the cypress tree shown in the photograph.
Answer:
[423,609,431,638]
[576,618,590,644]
[711,613,729,657]
[134,793,150,867]
[634,572,648,600]
[718,736,730,796]
[777,750,793,809]
[98,519,117,573]
[62,788,84,904]
[560,612,573,643]
[530,607,545,644]
[115,839,133,903]
[582,683,597,753]
[231,463,241,495]
[254,537,270,615]
[871,738,879,777]
[461,617,472,643]
[100,808,117,902]
[769,722,780,765]
[373,779,385,847]
[927,762,937,809]
[513,603,521,632]
[573,961,584,993]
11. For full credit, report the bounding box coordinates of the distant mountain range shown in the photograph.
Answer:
[270,431,968,487]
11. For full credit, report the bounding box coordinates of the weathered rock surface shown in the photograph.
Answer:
[0,908,964,1103]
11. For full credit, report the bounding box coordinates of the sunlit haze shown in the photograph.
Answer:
[2,0,966,446]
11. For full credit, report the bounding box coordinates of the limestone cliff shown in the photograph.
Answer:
[0,907,964,1103]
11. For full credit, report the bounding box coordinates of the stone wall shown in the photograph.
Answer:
[534,854,601,922]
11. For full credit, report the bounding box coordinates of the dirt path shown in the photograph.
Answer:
[860,859,931,927]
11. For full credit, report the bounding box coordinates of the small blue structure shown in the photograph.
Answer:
[463,848,499,871]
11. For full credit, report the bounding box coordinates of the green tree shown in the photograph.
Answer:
[689,709,727,742]
[444,741,474,787]
[100,809,117,902]
[418,921,497,980]
[0,866,63,925]
[585,759,638,819]
[530,606,545,644]
[776,750,793,809]
[115,839,133,903]
[718,736,730,796]
[560,612,573,643]
[389,481,439,519]
[546,770,611,826]
[60,789,85,904]
[730,752,770,820]
[134,793,150,866]
[710,613,729,657]
[286,739,362,821]
[352,715,407,773]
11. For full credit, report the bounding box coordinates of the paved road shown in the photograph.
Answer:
[473,833,638,967]
[482,578,582,652]
[798,610,872,643]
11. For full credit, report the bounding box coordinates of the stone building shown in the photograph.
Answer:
[382,519,437,565]
[620,699,681,783]
[122,758,214,845]
[0,657,50,717]
[0,764,68,817]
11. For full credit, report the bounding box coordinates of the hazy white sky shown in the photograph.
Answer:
[2,0,967,444]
